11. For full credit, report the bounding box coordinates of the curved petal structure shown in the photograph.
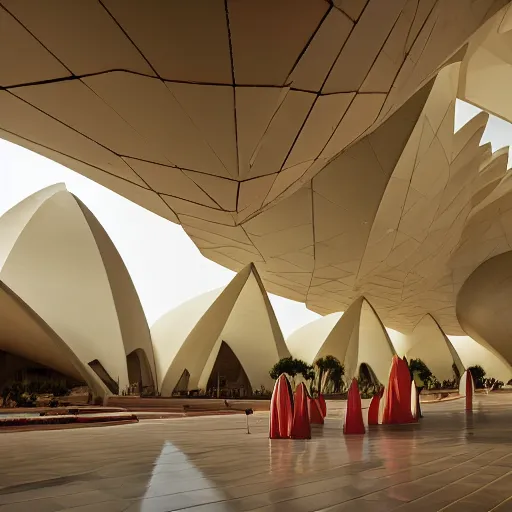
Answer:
[151,264,289,396]
[0,185,155,393]
[457,251,512,372]
[405,315,465,382]
[287,297,395,384]
[0,280,108,400]
[449,335,512,383]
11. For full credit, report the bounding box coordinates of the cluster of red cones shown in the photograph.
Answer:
[269,375,327,439]
[269,357,474,439]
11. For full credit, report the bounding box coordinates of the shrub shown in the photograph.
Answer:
[483,377,504,391]
[269,357,314,389]
[426,376,441,390]
[315,356,345,394]
[468,365,486,388]
[442,379,457,389]
[409,359,432,382]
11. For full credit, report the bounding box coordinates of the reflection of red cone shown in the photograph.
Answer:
[368,387,383,425]
[269,374,294,439]
[382,356,416,424]
[318,394,327,418]
[466,370,473,412]
[344,378,365,435]
[308,397,324,425]
[291,383,311,439]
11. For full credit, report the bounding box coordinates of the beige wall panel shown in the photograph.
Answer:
[83,73,231,178]
[2,0,154,76]
[235,88,285,179]
[237,175,276,212]
[247,91,315,179]
[0,91,142,185]
[288,9,353,91]
[285,94,354,169]
[333,0,367,21]
[323,0,407,93]
[183,172,238,212]
[228,0,328,85]
[360,7,414,93]
[244,188,312,237]
[248,224,313,260]
[321,93,386,160]
[166,83,238,178]
[163,197,235,226]
[183,226,260,258]
[0,7,69,87]
[124,159,218,207]
[103,0,231,83]
[180,217,251,245]
[264,161,314,208]
[11,81,169,166]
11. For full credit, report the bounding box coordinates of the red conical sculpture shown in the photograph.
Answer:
[344,378,365,435]
[368,386,384,425]
[382,356,416,424]
[291,383,311,439]
[317,394,327,418]
[269,374,294,439]
[466,370,473,412]
[308,396,324,425]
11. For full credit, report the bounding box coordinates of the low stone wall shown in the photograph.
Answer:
[108,396,271,412]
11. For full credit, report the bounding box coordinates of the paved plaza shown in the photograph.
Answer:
[1,395,512,512]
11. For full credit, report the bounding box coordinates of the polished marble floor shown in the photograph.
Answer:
[1,394,512,512]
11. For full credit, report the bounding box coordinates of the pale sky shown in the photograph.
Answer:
[0,100,509,338]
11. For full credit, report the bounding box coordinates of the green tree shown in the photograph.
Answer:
[468,365,486,388]
[314,355,344,394]
[269,357,314,389]
[408,358,432,382]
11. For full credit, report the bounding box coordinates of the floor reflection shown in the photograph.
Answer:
[0,396,511,511]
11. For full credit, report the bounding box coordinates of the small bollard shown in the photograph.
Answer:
[245,408,254,434]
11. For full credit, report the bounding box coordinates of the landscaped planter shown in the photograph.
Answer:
[0,413,138,428]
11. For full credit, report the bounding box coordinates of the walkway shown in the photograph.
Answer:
[0,394,511,511]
